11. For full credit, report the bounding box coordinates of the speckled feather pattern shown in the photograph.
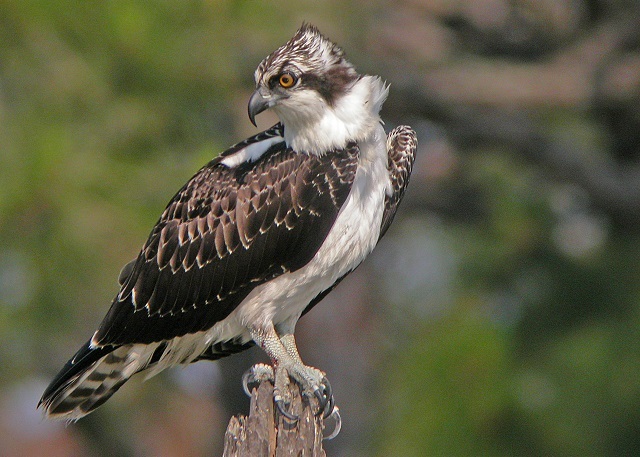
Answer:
[380,125,418,238]
[97,132,360,344]
[255,24,353,89]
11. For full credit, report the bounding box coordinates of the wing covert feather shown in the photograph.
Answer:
[379,125,417,239]
[94,126,359,345]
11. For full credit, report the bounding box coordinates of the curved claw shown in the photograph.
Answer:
[323,392,336,419]
[241,370,254,397]
[313,387,327,413]
[274,395,299,422]
[323,407,342,441]
[313,388,333,419]
[321,376,332,400]
[242,363,275,397]
[313,376,334,419]
[321,376,334,419]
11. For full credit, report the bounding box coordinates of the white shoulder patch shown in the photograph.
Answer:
[221,136,284,168]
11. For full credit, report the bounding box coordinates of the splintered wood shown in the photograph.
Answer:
[222,381,326,457]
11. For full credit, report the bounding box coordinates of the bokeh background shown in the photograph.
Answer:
[2,1,640,456]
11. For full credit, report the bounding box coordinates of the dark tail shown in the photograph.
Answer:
[38,340,156,421]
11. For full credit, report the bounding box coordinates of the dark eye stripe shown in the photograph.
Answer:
[300,67,359,106]
[268,75,280,89]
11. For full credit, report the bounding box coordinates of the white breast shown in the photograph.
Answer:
[207,123,390,342]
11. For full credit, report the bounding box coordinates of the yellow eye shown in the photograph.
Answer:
[279,73,296,88]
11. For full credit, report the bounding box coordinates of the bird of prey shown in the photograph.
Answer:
[39,23,416,426]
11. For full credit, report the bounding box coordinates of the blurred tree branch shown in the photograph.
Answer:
[378,1,640,226]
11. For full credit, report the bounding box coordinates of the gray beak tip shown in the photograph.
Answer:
[249,111,258,127]
[248,90,269,127]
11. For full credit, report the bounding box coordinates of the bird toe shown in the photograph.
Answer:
[242,363,275,397]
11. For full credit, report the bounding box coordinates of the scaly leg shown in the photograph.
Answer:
[278,332,334,418]
[243,323,335,420]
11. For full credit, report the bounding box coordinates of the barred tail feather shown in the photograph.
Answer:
[39,341,159,421]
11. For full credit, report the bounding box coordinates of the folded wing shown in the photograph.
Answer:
[93,124,360,346]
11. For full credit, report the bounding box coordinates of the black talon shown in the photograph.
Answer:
[321,376,332,400]
[242,369,255,397]
[275,397,299,421]
[241,364,275,397]
[314,388,335,419]
[323,392,335,419]
[314,387,329,417]
[312,377,334,418]
[320,376,334,418]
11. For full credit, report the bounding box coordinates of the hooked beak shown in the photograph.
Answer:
[248,90,270,127]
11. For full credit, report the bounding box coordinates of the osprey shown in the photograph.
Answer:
[39,23,416,426]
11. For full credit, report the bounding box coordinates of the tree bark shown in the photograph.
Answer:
[222,381,326,457]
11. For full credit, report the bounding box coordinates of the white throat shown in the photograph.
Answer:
[274,75,389,155]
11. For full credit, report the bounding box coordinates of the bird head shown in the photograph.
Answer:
[248,24,360,129]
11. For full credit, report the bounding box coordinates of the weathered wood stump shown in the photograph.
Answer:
[222,381,326,457]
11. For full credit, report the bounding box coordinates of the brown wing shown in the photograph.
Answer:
[94,126,360,346]
[379,125,417,239]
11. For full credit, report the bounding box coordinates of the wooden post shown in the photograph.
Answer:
[222,381,326,457]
